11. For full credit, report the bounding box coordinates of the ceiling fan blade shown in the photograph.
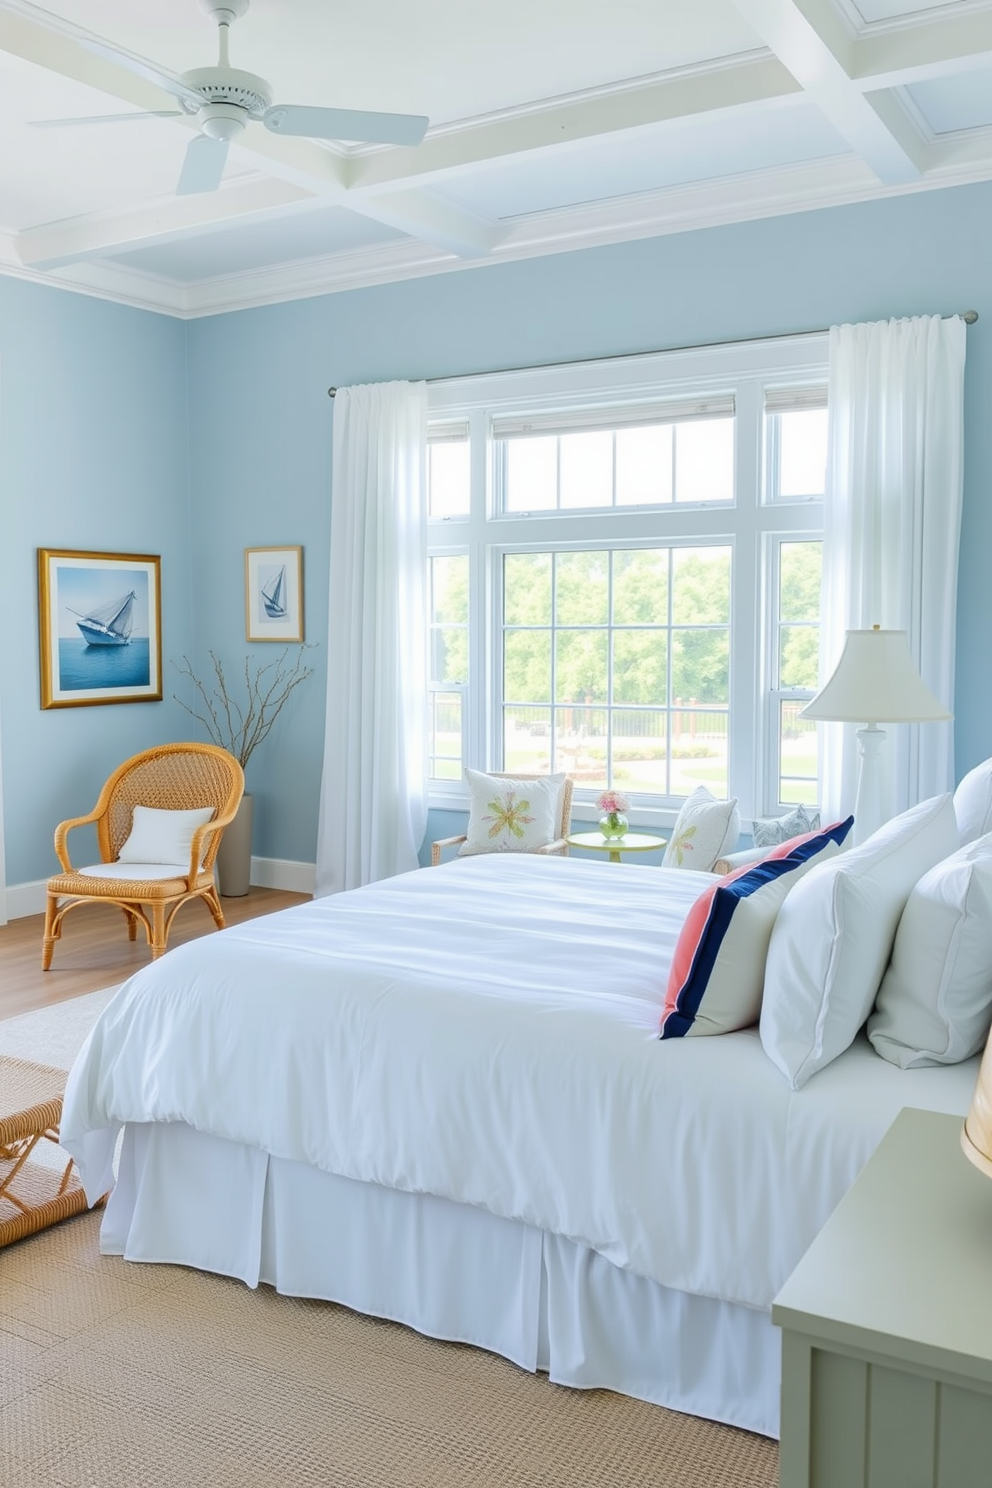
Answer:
[176,135,229,196]
[263,105,428,147]
[76,35,204,111]
[29,111,183,128]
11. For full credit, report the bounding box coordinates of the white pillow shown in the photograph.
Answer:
[118,804,216,866]
[954,758,992,845]
[662,785,740,872]
[459,771,565,856]
[868,833,992,1068]
[760,794,959,1089]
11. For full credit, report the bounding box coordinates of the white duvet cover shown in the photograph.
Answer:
[61,854,978,1311]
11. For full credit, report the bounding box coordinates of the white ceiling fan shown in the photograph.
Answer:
[30,0,430,196]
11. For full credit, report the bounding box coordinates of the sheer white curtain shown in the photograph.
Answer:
[315,381,428,896]
[820,314,966,824]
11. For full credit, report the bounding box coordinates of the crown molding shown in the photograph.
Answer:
[4,148,992,319]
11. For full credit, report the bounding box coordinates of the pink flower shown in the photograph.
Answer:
[596,790,629,814]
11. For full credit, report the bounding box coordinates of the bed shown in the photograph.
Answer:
[60,853,980,1438]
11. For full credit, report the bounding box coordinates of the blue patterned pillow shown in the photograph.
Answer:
[752,804,820,850]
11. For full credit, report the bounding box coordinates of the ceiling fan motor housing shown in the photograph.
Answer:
[181,66,272,139]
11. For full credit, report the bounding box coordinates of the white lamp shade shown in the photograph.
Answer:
[801,628,953,724]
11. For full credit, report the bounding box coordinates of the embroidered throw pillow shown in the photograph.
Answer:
[760,793,960,1089]
[868,833,992,1068]
[662,786,740,873]
[751,804,821,851]
[459,770,564,856]
[118,805,216,866]
[660,818,853,1039]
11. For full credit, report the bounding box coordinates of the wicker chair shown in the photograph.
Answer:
[42,743,244,970]
[431,774,574,866]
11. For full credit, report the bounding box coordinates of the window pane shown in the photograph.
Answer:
[613,630,667,706]
[504,630,551,703]
[779,625,819,690]
[674,418,734,503]
[505,436,557,511]
[612,709,668,795]
[428,439,470,518]
[779,409,827,498]
[431,554,468,625]
[559,431,612,509]
[555,707,607,792]
[670,711,729,799]
[504,552,552,626]
[555,550,608,626]
[616,425,673,506]
[672,628,729,705]
[556,630,608,704]
[779,701,819,806]
[779,541,822,622]
[429,555,468,685]
[613,548,669,625]
[429,692,462,780]
[672,546,731,625]
[503,706,551,772]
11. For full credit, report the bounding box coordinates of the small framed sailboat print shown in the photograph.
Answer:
[245,546,303,642]
[38,549,162,709]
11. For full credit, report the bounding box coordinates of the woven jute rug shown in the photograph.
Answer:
[0,1211,778,1488]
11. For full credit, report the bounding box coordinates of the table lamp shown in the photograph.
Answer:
[800,626,952,846]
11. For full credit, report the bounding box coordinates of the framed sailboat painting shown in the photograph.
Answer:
[245,546,303,643]
[38,549,163,709]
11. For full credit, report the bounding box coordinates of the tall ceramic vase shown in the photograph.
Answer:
[217,792,253,898]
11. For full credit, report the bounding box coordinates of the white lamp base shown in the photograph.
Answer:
[852,723,886,847]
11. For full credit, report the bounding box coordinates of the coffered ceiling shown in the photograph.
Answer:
[0,0,989,317]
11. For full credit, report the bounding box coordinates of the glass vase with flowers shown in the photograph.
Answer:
[596,790,630,841]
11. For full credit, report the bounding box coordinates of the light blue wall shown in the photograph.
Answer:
[0,277,191,884]
[186,180,992,866]
[4,181,992,888]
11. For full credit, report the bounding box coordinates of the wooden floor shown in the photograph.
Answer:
[0,887,309,1021]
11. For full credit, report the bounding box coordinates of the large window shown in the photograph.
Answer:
[426,338,827,825]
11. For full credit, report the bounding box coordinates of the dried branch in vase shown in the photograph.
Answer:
[172,647,315,770]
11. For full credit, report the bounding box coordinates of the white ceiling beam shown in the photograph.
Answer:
[852,12,992,91]
[728,0,925,182]
[16,177,315,268]
[0,4,170,113]
[346,54,802,195]
[351,191,501,257]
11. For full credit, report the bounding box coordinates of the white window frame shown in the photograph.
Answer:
[427,335,827,829]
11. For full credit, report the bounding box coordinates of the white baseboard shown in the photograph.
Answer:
[6,879,47,920]
[249,856,316,895]
[4,859,315,921]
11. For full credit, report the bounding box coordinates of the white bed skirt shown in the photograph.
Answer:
[102,1122,781,1438]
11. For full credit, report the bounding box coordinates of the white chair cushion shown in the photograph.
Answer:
[760,793,959,1089]
[459,770,565,856]
[954,758,992,845]
[78,862,193,881]
[118,805,215,866]
[662,785,740,873]
[868,832,992,1068]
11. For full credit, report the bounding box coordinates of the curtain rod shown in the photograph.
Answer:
[325,311,979,398]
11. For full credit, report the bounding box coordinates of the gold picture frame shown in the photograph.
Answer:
[38,548,163,709]
[245,546,304,642]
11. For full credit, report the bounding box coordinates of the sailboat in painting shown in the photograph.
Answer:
[262,566,288,619]
[70,590,136,647]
